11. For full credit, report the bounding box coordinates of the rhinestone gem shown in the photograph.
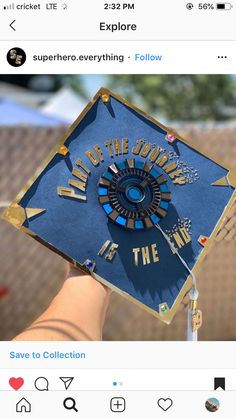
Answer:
[166,133,176,143]
[160,304,168,313]
[86,260,93,269]
[59,146,69,156]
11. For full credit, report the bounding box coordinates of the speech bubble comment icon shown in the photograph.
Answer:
[34,377,49,391]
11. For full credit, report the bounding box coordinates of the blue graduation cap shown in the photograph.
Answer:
[3,88,236,337]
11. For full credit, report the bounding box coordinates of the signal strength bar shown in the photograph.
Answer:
[3,3,15,10]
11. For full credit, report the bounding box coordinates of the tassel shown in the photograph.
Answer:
[187,288,202,341]
[154,223,203,341]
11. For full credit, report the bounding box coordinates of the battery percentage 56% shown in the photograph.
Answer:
[198,3,215,9]
[186,3,215,9]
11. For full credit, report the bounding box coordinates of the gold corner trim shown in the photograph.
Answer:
[25,208,46,221]
[2,203,26,229]
[211,176,228,186]
[211,170,236,187]
[98,87,111,96]
[20,226,37,237]
[228,170,236,188]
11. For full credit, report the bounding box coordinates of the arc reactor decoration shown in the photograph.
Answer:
[98,160,170,229]
[3,87,236,326]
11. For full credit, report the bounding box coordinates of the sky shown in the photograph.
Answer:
[81,75,107,96]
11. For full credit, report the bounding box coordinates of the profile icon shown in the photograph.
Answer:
[205,397,220,412]
[7,47,26,67]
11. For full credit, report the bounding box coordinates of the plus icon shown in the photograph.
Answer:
[110,397,126,412]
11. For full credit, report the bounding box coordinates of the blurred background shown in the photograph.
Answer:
[0,74,236,341]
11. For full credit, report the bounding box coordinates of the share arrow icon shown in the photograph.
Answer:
[59,377,74,390]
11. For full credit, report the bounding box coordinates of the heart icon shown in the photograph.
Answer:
[157,398,173,411]
[9,377,24,391]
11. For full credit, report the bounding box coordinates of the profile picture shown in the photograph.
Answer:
[205,397,220,412]
[6,47,26,67]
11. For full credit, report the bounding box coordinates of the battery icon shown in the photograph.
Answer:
[216,3,233,9]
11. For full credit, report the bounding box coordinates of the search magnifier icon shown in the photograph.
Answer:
[63,397,78,412]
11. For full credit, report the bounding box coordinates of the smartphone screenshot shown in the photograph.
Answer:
[0,0,236,417]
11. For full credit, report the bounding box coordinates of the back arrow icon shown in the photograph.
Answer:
[10,20,16,31]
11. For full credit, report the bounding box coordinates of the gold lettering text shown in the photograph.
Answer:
[69,179,86,192]
[132,139,144,155]
[133,248,140,266]
[151,243,159,263]
[72,168,88,183]
[86,150,100,166]
[141,246,151,265]
[169,169,183,179]
[113,138,122,156]
[156,154,169,167]
[172,231,185,248]
[179,227,191,244]
[140,143,152,158]
[105,140,113,157]
[148,147,161,162]
[76,158,91,174]
[105,243,119,261]
[94,144,104,162]
[122,137,129,154]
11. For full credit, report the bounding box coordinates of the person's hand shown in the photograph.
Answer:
[65,262,112,297]
[13,260,112,341]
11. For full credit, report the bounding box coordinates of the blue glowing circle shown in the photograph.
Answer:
[98,159,171,230]
[125,185,145,203]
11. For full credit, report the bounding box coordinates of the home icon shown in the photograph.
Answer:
[16,398,31,413]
